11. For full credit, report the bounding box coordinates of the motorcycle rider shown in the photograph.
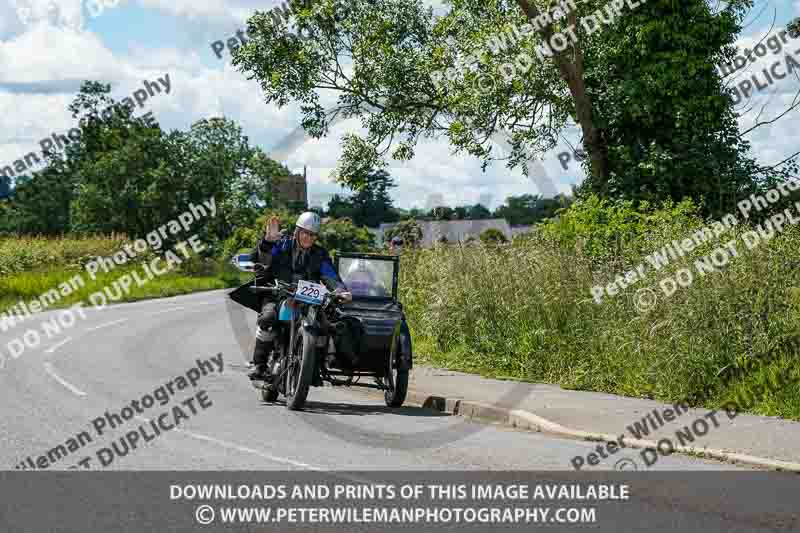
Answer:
[248,212,352,381]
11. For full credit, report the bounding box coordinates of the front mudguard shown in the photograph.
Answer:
[228,279,263,313]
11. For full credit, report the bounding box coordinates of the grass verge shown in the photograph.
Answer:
[399,199,800,420]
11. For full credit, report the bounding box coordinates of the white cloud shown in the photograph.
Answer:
[0,24,115,82]
[134,0,274,24]
[2,0,84,37]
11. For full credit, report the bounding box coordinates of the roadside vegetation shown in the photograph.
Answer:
[3,0,800,422]
[400,195,800,420]
[0,234,247,313]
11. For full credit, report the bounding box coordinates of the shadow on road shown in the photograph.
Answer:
[260,399,451,419]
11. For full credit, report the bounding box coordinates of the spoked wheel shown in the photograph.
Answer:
[285,328,316,411]
[384,325,410,407]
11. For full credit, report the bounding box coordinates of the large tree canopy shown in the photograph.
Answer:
[1,82,292,251]
[232,0,793,218]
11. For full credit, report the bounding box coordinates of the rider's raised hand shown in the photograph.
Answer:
[265,215,281,242]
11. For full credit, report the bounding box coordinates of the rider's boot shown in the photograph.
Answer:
[248,329,274,381]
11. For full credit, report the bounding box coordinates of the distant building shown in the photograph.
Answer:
[271,166,308,208]
[376,218,514,248]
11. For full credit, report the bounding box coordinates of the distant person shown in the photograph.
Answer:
[389,236,404,255]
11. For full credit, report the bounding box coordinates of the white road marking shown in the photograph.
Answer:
[87,318,128,332]
[133,415,322,470]
[43,362,87,396]
[129,416,373,484]
[152,307,185,315]
[192,302,218,306]
[45,337,72,354]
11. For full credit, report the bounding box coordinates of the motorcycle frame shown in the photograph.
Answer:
[252,279,400,395]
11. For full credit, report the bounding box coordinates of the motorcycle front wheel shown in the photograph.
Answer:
[285,328,316,411]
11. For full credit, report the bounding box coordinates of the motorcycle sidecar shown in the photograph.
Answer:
[330,252,413,407]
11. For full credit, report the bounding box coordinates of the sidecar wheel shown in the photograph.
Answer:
[385,327,410,407]
[385,369,409,407]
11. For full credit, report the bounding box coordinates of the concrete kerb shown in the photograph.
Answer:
[403,389,800,472]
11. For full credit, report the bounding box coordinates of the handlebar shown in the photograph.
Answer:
[248,271,350,308]
[248,279,297,297]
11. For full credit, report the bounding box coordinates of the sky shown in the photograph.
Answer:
[1,0,799,211]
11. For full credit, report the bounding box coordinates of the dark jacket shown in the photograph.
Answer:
[251,235,345,292]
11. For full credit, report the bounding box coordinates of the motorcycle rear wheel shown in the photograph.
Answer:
[286,328,316,411]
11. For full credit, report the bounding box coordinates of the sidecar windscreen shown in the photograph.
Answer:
[335,253,398,301]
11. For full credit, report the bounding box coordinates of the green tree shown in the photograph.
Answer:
[326,168,399,227]
[575,0,777,216]
[231,0,775,217]
[479,228,508,244]
[429,206,454,220]
[3,158,77,235]
[326,194,356,220]
[494,194,573,225]
[64,81,189,241]
[285,200,308,214]
[494,194,540,226]
[467,203,491,219]
[0,175,11,201]
[318,217,376,254]
[384,218,423,248]
[352,169,399,227]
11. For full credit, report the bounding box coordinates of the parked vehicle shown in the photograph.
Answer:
[231,253,255,272]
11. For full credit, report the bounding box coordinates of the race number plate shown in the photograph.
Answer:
[294,280,328,305]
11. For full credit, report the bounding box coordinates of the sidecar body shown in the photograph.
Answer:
[333,252,413,375]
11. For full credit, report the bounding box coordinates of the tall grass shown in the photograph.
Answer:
[0,234,129,275]
[399,198,800,419]
[0,234,248,313]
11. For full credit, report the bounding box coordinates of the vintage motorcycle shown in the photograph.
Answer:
[229,252,413,411]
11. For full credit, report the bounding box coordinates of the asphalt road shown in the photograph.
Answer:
[4,290,800,532]
[0,289,750,472]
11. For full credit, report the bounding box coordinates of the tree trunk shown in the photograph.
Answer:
[514,0,610,193]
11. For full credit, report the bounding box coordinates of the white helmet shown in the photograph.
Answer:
[296,211,321,234]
